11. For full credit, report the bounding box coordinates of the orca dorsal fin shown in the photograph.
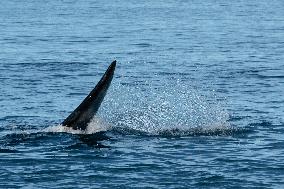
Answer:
[62,60,116,130]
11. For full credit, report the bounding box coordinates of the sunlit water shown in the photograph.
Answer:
[0,0,284,188]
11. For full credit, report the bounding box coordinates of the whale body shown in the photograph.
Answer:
[62,60,116,130]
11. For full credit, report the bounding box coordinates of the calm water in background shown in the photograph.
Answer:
[0,0,284,188]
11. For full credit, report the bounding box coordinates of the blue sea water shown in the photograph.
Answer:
[0,0,284,188]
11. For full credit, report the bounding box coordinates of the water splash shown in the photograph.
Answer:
[99,79,231,136]
[43,116,109,135]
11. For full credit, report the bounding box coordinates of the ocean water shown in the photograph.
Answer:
[0,0,284,188]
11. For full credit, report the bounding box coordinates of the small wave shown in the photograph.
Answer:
[157,125,251,137]
[110,124,249,137]
[1,128,108,149]
[132,43,152,48]
[0,148,19,153]
[1,131,57,146]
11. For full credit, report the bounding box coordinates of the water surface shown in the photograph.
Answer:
[0,0,284,188]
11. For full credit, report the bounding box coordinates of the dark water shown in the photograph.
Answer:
[1,0,284,188]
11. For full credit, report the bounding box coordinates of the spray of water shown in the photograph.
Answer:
[99,79,231,136]
[43,116,109,134]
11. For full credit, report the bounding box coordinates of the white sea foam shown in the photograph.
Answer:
[43,116,109,134]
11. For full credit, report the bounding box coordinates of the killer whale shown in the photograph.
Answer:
[62,60,116,130]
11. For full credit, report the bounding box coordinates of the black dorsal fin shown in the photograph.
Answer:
[62,60,116,130]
